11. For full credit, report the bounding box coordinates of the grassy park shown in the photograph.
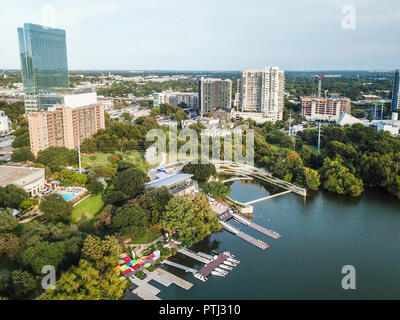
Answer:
[71,194,104,223]
[82,151,151,171]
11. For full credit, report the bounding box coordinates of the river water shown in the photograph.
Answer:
[135,179,400,300]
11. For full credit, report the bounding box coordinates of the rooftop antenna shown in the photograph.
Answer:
[317,123,321,153]
[78,138,82,173]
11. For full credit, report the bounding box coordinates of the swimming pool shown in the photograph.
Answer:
[61,193,77,202]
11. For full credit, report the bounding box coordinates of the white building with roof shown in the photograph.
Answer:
[0,165,45,197]
[146,173,198,196]
[0,111,10,133]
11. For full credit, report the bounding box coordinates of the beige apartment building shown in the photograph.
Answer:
[238,67,285,122]
[28,99,105,156]
[301,96,351,121]
[198,77,232,115]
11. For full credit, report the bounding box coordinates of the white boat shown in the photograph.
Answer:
[194,273,207,282]
[223,251,235,258]
[219,264,232,271]
[227,257,240,264]
[215,267,228,275]
[211,271,225,277]
[223,260,237,267]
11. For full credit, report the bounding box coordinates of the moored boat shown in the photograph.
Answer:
[219,264,232,270]
[223,260,236,267]
[227,257,240,264]
[211,271,225,277]
[194,273,207,282]
[215,267,228,274]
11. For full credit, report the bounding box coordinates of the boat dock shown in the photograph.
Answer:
[197,251,214,260]
[143,269,172,287]
[236,232,269,249]
[197,253,229,278]
[155,268,193,290]
[231,213,281,239]
[132,287,161,300]
[177,248,211,264]
[162,260,198,274]
[129,276,161,296]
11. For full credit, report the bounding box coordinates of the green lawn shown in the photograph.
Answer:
[82,151,150,170]
[82,153,114,168]
[71,194,104,223]
[130,227,162,244]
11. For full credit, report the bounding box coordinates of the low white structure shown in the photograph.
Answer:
[231,111,271,124]
[0,165,45,197]
[0,111,10,133]
[337,112,400,136]
[337,113,363,126]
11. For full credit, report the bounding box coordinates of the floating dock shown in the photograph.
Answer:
[155,268,193,290]
[236,232,269,250]
[197,253,229,278]
[143,269,172,287]
[162,260,197,274]
[231,213,281,239]
[177,248,211,264]
[132,287,161,300]
[129,276,160,296]
[217,211,279,249]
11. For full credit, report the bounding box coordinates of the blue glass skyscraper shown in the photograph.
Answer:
[391,69,399,112]
[18,23,69,112]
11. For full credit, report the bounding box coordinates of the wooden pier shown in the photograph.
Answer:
[132,287,161,300]
[197,253,229,277]
[162,260,197,273]
[155,268,193,290]
[129,276,161,296]
[231,213,281,239]
[143,269,172,287]
[177,248,211,264]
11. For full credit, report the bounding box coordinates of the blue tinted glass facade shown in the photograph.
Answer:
[391,69,399,112]
[18,23,69,95]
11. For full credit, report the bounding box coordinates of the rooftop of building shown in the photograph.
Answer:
[146,173,194,189]
[0,165,44,187]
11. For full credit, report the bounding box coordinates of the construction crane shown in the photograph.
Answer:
[312,74,341,98]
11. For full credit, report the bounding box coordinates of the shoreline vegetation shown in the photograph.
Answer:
[1,70,399,299]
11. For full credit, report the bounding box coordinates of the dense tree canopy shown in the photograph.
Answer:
[138,187,173,225]
[39,194,73,223]
[112,204,148,239]
[160,194,220,247]
[0,185,29,209]
[112,167,149,198]
[35,147,78,172]
[182,163,216,182]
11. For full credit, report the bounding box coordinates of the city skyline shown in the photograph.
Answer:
[0,0,399,71]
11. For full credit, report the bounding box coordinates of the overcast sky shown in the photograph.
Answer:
[1,0,399,71]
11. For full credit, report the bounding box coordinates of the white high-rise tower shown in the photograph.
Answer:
[238,66,285,122]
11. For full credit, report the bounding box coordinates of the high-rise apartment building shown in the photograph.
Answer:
[301,96,351,121]
[18,23,69,113]
[391,69,399,112]
[198,77,232,115]
[237,67,285,122]
[28,90,105,156]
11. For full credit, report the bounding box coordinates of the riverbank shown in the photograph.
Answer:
[149,179,400,300]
